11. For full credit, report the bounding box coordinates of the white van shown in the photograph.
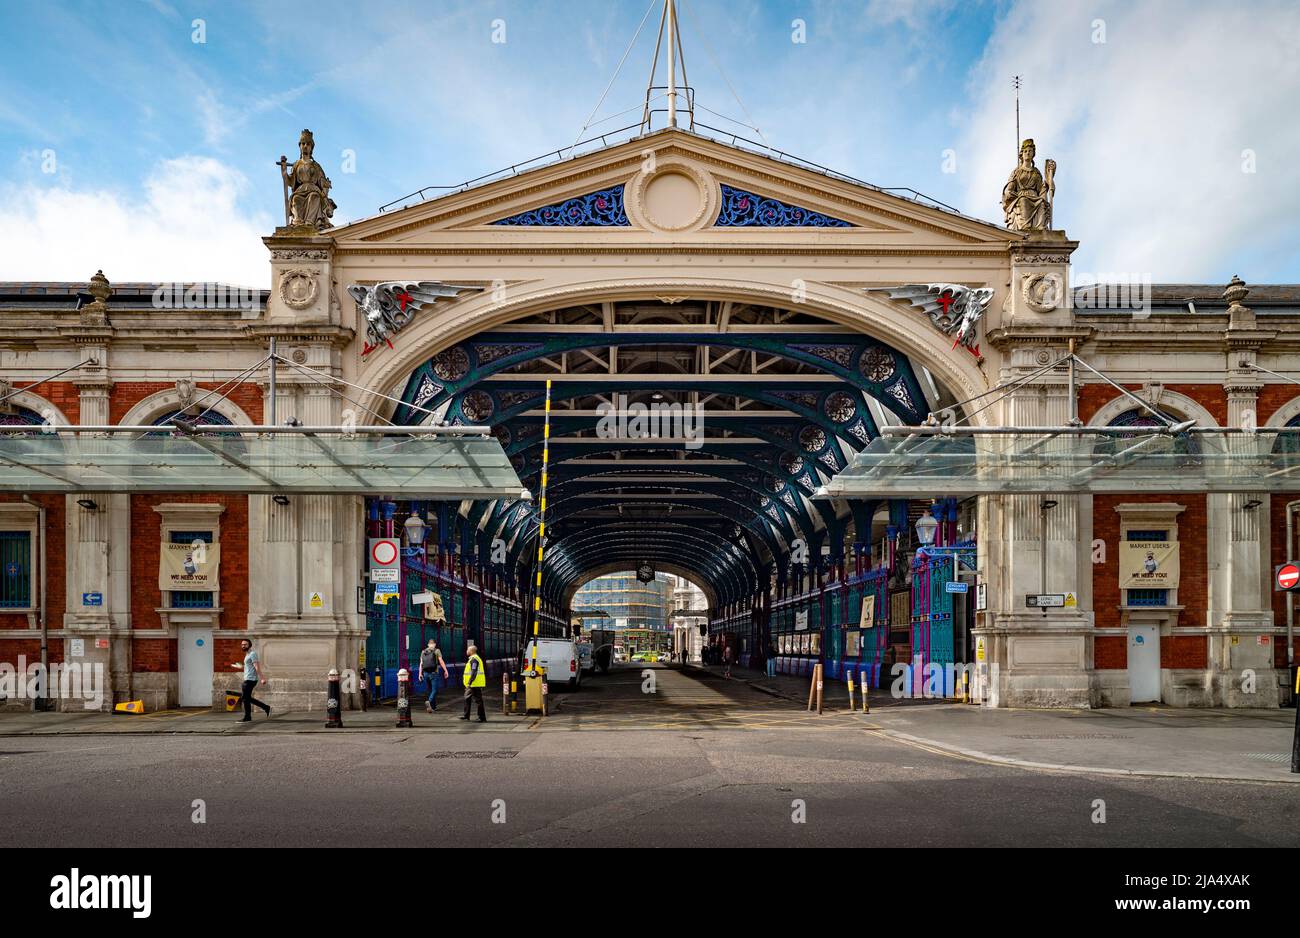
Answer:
[523,638,582,690]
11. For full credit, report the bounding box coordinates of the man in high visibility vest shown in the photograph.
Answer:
[460,642,487,723]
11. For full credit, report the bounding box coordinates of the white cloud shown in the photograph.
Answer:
[957,0,1300,282]
[0,156,273,286]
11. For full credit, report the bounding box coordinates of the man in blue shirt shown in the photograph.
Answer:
[230,638,272,722]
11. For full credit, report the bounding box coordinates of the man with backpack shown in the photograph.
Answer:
[418,639,449,713]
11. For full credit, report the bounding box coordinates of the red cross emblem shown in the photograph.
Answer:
[936,292,956,316]
[396,290,414,311]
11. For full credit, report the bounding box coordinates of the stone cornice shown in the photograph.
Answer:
[333,243,1014,259]
[985,326,1093,350]
[243,324,355,347]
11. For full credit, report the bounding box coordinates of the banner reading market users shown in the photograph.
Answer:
[158,541,221,591]
[1119,540,1179,590]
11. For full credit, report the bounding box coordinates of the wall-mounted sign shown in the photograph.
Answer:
[794,610,809,631]
[1276,562,1300,592]
[82,592,103,607]
[845,630,861,656]
[372,582,398,605]
[307,591,325,610]
[159,542,220,592]
[95,638,109,650]
[422,593,446,623]
[1120,540,1180,590]
[975,581,987,612]
[1025,593,1065,608]
[68,638,84,658]
[348,281,481,356]
[859,594,875,629]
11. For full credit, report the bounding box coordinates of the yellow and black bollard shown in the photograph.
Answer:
[962,669,971,704]
[509,673,519,713]
[396,668,413,728]
[325,668,343,728]
[846,669,856,711]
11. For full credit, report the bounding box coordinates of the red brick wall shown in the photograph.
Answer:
[1092,493,1207,668]
[1270,492,1300,667]
[0,637,64,668]
[1255,387,1300,424]
[1163,633,1207,669]
[110,382,263,425]
[16,380,81,424]
[1095,635,1126,669]
[0,494,67,634]
[128,493,250,671]
[1079,385,1226,426]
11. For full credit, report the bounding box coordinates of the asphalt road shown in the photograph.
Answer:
[2,665,1297,847]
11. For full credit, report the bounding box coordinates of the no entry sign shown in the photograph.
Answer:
[1276,562,1300,592]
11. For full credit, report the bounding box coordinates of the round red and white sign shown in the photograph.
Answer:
[372,540,398,566]
[1277,563,1300,591]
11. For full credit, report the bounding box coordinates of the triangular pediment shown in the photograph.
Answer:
[331,128,1011,247]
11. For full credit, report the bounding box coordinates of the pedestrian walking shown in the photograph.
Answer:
[765,640,776,678]
[418,639,449,713]
[460,642,487,723]
[358,666,370,712]
[229,638,271,721]
[723,643,733,680]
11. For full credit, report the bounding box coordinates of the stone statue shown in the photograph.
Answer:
[281,129,336,230]
[1001,138,1056,231]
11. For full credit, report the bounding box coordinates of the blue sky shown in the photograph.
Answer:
[1,0,1298,285]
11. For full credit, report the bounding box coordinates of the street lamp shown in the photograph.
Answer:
[403,511,427,547]
[915,508,939,548]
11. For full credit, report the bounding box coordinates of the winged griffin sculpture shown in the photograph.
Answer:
[347,281,480,355]
[866,283,994,359]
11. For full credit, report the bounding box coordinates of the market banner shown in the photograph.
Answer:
[859,594,875,629]
[1119,540,1180,590]
[158,541,220,592]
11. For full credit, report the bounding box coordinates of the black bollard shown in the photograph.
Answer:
[326,668,343,728]
[396,668,413,728]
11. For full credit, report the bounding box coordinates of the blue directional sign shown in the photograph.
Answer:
[4,562,19,578]
[82,592,104,606]
[945,581,968,594]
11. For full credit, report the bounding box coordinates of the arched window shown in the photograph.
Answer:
[145,409,234,437]
[1094,407,1199,465]
[0,405,46,434]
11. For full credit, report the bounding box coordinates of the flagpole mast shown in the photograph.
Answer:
[666,0,678,128]
[1013,74,1022,147]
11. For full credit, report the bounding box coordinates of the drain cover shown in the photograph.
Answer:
[1246,752,1289,763]
[427,750,518,759]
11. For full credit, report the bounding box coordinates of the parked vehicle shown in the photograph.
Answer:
[585,628,616,674]
[523,638,582,689]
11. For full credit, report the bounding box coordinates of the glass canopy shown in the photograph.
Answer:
[818,427,1300,498]
[0,426,526,498]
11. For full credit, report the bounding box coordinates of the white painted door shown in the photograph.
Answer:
[1127,625,1160,703]
[178,627,213,707]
